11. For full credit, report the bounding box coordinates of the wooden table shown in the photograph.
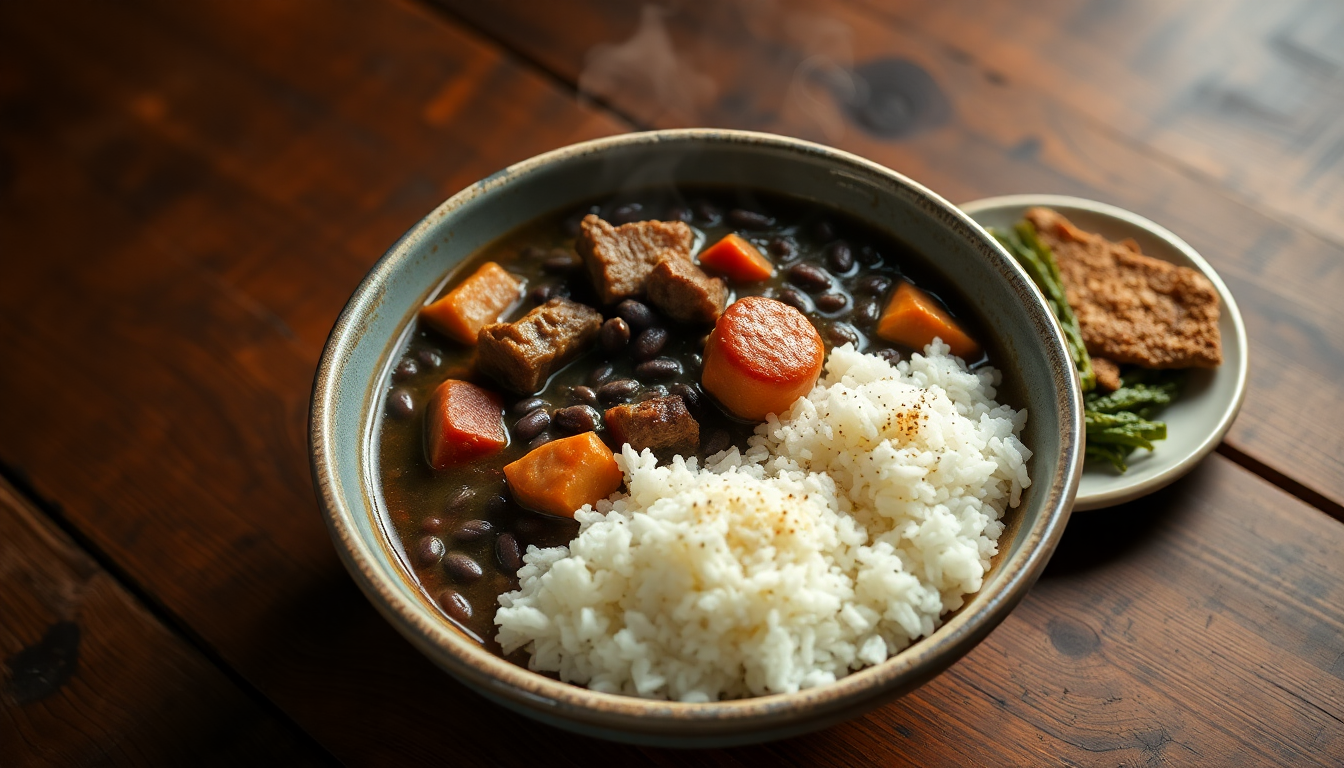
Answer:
[3,1,1341,765]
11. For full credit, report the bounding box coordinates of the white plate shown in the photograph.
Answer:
[960,195,1248,511]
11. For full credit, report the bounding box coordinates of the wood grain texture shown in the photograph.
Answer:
[433,0,1344,510]
[0,478,336,768]
[848,0,1344,248]
[0,0,1341,766]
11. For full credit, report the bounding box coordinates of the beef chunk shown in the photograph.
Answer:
[576,215,694,304]
[604,395,699,457]
[646,255,728,324]
[477,297,602,394]
[1026,207,1222,369]
[1091,356,1122,392]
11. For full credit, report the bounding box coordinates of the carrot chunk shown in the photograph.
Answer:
[423,379,507,470]
[503,433,623,518]
[420,262,523,344]
[698,234,775,282]
[875,282,981,359]
[701,296,824,421]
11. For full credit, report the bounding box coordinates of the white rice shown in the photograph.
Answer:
[494,341,1030,702]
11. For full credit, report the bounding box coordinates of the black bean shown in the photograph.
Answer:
[610,202,644,224]
[444,553,484,583]
[788,263,831,293]
[486,494,512,516]
[826,241,854,273]
[636,357,682,380]
[528,431,556,450]
[815,291,848,312]
[631,327,668,361]
[669,382,703,415]
[876,348,902,365]
[421,516,447,534]
[521,246,547,260]
[858,245,881,265]
[453,519,494,542]
[554,405,600,433]
[497,533,524,572]
[589,363,616,387]
[637,385,669,403]
[416,348,443,369]
[728,208,773,230]
[514,408,551,441]
[597,378,640,404]
[513,397,547,415]
[776,286,812,312]
[616,300,657,331]
[666,205,691,223]
[854,297,881,325]
[827,322,861,347]
[768,237,795,258]
[692,200,721,224]
[601,317,631,352]
[543,252,580,273]
[511,513,544,542]
[571,385,599,407]
[688,353,703,369]
[386,388,414,419]
[811,220,835,242]
[438,589,473,623]
[416,536,445,566]
[391,358,419,382]
[702,429,731,457]
[530,283,569,303]
[561,211,587,237]
[854,274,893,296]
[446,487,475,512]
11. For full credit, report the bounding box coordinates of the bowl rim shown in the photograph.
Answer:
[958,194,1249,512]
[309,128,1083,735]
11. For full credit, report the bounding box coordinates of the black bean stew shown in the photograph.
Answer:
[374,188,990,652]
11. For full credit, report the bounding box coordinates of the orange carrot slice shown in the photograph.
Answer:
[420,262,522,344]
[701,296,824,421]
[698,234,775,282]
[503,432,623,517]
[875,282,981,359]
[423,379,507,470]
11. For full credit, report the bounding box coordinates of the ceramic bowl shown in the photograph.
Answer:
[310,130,1083,746]
[960,195,1247,511]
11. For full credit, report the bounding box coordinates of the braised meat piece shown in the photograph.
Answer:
[1026,207,1222,369]
[576,215,694,304]
[477,297,602,393]
[646,255,728,324]
[604,395,699,457]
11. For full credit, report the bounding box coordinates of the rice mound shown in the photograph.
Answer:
[494,342,1031,702]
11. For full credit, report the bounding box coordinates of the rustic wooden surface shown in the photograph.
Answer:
[0,0,1340,765]
[0,478,335,767]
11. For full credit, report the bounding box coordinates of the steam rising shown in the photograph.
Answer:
[578,2,864,142]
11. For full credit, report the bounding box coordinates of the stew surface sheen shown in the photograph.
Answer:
[373,187,992,653]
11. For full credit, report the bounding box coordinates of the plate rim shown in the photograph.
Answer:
[958,194,1249,511]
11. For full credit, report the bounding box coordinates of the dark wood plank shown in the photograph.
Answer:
[847,0,1344,248]
[0,0,626,353]
[0,477,336,768]
[434,0,1344,510]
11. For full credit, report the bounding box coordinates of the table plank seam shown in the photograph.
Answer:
[417,0,646,132]
[1217,442,1344,524]
[0,459,341,767]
